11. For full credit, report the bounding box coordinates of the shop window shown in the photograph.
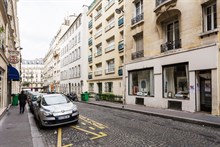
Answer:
[129,68,154,97]
[163,63,189,99]
[0,70,2,108]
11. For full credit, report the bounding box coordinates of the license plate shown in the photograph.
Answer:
[58,115,70,120]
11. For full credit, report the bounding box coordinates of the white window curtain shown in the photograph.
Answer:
[164,67,175,97]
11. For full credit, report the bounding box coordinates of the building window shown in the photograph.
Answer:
[129,68,154,97]
[161,20,181,52]
[105,82,113,92]
[106,59,115,74]
[0,70,3,108]
[89,83,94,92]
[203,1,217,32]
[163,63,189,99]
[135,33,143,51]
[135,0,143,16]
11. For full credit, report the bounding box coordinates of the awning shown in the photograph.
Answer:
[8,65,20,81]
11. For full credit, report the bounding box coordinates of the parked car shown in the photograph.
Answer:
[33,94,79,128]
[66,92,78,101]
[28,92,47,113]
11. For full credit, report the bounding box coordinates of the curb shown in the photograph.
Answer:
[79,101,220,128]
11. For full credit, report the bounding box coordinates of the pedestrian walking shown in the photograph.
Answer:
[18,90,27,114]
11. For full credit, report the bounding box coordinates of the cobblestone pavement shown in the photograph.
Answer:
[39,102,220,147]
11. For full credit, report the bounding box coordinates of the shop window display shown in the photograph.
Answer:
[163,63,189,99]
[129,68,154,97]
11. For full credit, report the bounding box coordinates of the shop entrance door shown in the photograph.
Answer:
[200,77,212,112]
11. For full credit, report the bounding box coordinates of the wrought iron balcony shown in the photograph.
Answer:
[118,17,124,27]
[118,40,124,52]
[156,0,168,7]
[88,20,93,29]
[88,55,92,62]
[131,50,144,60]
[88,72,93,79]
[131,13,144,25]
[95,10,102,20]
[161,39,181,53]
[94,49,102,57]
[88,38,93,46]
[105,44,115,53]
[118,67,123,76]
[105,0,115,11]
[95,70,102,76]
[105,67,115,74]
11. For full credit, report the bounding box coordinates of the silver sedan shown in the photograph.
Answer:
[33,94,79,128]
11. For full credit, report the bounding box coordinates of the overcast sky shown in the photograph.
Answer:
[17,0,93,60]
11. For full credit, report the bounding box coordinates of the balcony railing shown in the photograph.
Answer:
[88,55,92,62]
[131,50,144,60]
[118,67,123,76]
[88,38,93,46]
[88,20,93,29]
[105,0,115,11]
[105,67,115,74]
[95,69,102,76]
[161,39,181,53]
[118,17,124,27]
[95,10,102,20]
[156,0,168,7]
[88,72,93,79]
[95,49,102,57]
[105,21,115,32]
[94,29,102,38]
[118,40,124,52]
[118,0,123,3]
[131,13,144,25]
[105,44,115,53]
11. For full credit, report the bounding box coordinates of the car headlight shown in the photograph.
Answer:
[43,111,53,116]
[41,108,53,116]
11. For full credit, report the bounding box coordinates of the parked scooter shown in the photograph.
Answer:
[67,92,78,101]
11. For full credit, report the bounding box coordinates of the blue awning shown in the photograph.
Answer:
[8,65,20,81]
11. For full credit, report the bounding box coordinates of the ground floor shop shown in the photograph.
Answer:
[125,44,220,115]
[88,78,123,97]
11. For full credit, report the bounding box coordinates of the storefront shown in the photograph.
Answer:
[125,44,219,115]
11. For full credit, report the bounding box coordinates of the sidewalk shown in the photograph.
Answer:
[80,98,220,128]
[0,105,36,147]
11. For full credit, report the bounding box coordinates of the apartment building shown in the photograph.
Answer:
[124,0,220,115]
[60,6,89,96]
[87,0,125,97]
[43,20,69,93]
[0,0,21,115]
[21,59,44,92]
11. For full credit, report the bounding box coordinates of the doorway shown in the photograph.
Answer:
[199,71,212,112]
[97,83,102,94]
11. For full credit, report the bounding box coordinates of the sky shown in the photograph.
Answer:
[17,0,94,60]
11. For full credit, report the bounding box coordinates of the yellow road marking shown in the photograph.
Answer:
[79,115,108,129]
[89,127,95,130]
[57,128,62,147]
[62,144,73,147]
[81,122,86,125]
[71,125,107,140]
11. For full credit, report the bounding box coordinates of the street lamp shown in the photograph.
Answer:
[115,8,124,14]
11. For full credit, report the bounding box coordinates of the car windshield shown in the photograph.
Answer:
[42,95,70,106]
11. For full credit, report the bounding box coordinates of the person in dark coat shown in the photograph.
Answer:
[18,90,27,114]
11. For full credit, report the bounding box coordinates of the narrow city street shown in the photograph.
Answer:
[36,102,220,147]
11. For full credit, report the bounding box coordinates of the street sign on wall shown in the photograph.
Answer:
[8,50,20,64]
